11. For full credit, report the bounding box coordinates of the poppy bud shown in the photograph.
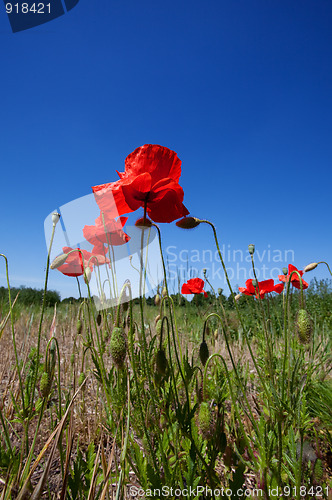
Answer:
[313,459,323,482]
[234,293,241,301]
[199,340,209,366]
[155,314,161,324]
[282,267,288,276]
[214,329,218,340]
[96,313,102,326]
[248,244,255,255]
[109,327,127,368]
[50,253,68,270]
[304,262,318,273]
[76,319,83,335]
[176,217,201,229]
[162,287,167,298]
[135,217,152,228]
[40,372,51,398]
[70,353,75,365]
[84,267,92,284]
[156,319,163,336]
[295,309,313,344]
[154,293,161,306]
[52,212,61,226]
[78,372,86,386]
[197,402,212,439]
[155,349,168,376]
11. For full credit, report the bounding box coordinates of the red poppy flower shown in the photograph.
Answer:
[278,264,308,290]
[92,144,189,223]
[181,278,208,298]
[239,279,284,299]
[57,247,95,277]
[83,213,130,255]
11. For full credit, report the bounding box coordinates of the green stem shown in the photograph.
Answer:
[0,254,25,414]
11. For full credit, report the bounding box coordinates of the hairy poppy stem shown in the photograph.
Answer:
[250,254,274,381]
[317,260,332,277]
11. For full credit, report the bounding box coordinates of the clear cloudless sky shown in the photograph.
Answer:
[0,0,331,299]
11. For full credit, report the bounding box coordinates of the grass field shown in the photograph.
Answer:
[0,243,331,499]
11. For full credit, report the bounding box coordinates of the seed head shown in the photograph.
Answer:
[50,253,68,270]
[282,267,288,276]
[252,279,257,288]
[304,262,318,273]
[176,217,201,229]
[248,244,255,255]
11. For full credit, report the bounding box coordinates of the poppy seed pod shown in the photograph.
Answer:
[155,349,168,376]
[251,279,257,288]
[50,253,68,270]
[282,267,288,276]
[176,216,201,229]
[295,309,313,344]
[304,262,318,273]
[248,244,255,255]
[109,327,127,368]
[199,340,209,366]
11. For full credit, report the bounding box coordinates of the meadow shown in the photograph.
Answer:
[0,144,331,499]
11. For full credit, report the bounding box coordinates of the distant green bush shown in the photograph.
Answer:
[0,286,60,308]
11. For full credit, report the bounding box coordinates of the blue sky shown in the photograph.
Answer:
[0,0,331,299]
